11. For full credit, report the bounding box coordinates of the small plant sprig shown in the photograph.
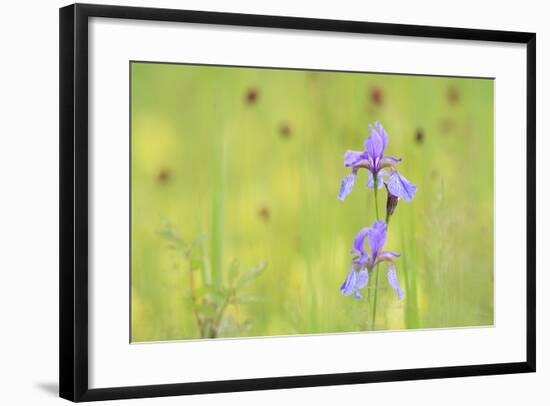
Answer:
[159,224,266,339]
[337,122,417,329]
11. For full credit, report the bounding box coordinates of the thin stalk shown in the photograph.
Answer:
[373,179,380,220]
[371,175,381,331]
[371,266,381,330]
[211,290,234,338]
[210,122,227,288]
[185,250,205,338]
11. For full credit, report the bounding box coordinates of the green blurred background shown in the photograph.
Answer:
[130,62,494,342]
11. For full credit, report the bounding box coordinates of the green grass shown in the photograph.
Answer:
[130,62,494,342]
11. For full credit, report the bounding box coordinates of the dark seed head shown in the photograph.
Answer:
[440,118,455,133]
[279,122,291,139]
[370,86,384,106]
[307,71,319,82]
[245,87,259,105]
[415,128,425,144]
[157,168,171,184]
[447,86,460,105]
[258,206,270,222]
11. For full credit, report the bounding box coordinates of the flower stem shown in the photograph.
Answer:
[373,178,380,220]
[371,265,380,330]
[371,175,380,331]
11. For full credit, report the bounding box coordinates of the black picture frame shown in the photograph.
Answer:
[59,3,536,402]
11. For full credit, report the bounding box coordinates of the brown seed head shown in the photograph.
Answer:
[245,87,259,104]
[447,86,460,105]
[157,168,171,184]
[258,206,270,222]
[370,86,384,106]
[415,128,424,144]
[279,122,291,139]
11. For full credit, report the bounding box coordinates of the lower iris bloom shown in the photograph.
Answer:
[340,220,404,300]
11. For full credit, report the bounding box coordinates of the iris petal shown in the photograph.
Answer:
[387,171,417,202]
[356,269,369,289]
[375,121,388,154]
[367,220,387,259]
[351,227,369,256]
[380,156,402,165]
[340,266,369,299]
[365,126,384,163]
[340,267,357,296]
[365,121,389,162]
[387,264,404,300]
[352,232,370,266]
[367,169,388,189]
[378,251,401,262]
[343,150,367,167]
[338,170,357,201]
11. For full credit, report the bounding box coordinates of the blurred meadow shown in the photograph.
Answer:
[130,62,494,342]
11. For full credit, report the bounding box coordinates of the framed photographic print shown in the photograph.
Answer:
[59,3,536,402]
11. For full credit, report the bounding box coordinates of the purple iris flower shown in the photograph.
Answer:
[340,220,404,300]
[338,121,417,202]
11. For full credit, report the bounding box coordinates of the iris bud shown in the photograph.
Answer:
[385,184,399,223]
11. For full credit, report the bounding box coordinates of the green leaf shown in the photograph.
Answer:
[228,259,240,285]
[194,285,229,304]
[217,315,238,337]
[196,302,218,320]
[189,234,206,251]
[190,258,203,271]
[182,288,192,300]
[158,225,181,243]
[217,316,253,337]
[237,261,267,289]
[231,295,264,304]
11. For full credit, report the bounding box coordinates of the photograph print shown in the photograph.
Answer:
[130,62,494,342]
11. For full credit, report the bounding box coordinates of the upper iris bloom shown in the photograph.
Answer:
[338,122,417,202]
[340,220,404,300]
